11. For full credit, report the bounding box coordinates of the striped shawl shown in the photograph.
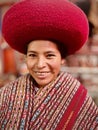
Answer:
[0,72,98,130]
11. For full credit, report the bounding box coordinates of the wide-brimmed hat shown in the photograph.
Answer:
[2,0,89,56]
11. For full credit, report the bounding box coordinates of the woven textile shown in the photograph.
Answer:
[0,72,98,129]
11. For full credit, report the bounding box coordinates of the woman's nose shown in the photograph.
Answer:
[36,57,46,68]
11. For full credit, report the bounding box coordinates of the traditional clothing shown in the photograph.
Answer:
[0,72,98,130]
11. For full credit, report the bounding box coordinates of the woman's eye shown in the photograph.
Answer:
[28,53,36,57]
[47,54,55,58]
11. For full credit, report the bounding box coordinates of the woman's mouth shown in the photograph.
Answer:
[34,71,50,78]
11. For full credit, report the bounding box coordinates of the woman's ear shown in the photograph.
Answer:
[61,59,66,65]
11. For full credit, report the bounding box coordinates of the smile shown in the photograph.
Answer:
[34,71,50,74]
[34,71,50,77]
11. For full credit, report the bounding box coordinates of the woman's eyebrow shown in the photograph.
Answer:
[27,50,37,53]
[45,51,55,53]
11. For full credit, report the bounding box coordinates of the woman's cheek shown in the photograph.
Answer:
[26,59,34,69]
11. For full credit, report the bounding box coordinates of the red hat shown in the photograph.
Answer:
[2,0,89,56]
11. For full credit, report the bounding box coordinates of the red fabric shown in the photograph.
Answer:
[0,72,98,129]
[2,0,89,55]
[55,85,87,130]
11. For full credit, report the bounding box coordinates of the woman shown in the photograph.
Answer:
[0,0,98,129]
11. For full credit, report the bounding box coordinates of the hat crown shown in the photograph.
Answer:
[2,0,89,56]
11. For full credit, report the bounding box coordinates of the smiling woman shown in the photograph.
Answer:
[0,0,98,129]
[26,40,64,88]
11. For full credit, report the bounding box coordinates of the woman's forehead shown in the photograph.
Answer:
[27,40,60,54]
[28,40,58,48]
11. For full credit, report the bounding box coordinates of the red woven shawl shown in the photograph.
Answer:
[1,72,94,130]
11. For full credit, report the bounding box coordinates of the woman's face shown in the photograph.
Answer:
[26,40,64,87]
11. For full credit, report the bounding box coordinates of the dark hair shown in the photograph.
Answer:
[50,39,67,58]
